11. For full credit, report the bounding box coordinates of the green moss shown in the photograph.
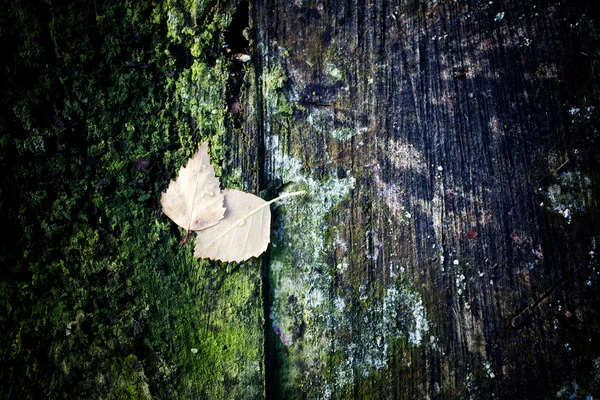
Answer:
[262,63,296,119]
[0,0,261,398]
[542,170,593,224]
[324,61,344,81]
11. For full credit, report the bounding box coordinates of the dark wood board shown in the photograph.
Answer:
[240,0,600,398]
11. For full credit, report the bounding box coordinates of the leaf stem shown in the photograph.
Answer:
[179,229,190,245]
[237,191,306,223]
[265,190,306,206]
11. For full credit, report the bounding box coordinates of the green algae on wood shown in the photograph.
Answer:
[0,0,264,398]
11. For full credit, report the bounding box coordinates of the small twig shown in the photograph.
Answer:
[299,101,334,108]
[510,266,583,329]
[554,156,569,173]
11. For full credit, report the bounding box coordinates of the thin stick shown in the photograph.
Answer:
[555,157,569,173]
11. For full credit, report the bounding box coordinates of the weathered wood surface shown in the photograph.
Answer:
[244,0,600,398]
[1,0,599,398]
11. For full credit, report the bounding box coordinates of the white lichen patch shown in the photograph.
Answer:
[321,278,431,394]
[483,360,495,379]
[456,273,466,296]
[387,138,425,173]
[267,137,355,350]
[324,61,344,81]
[306,106,367,142]
[267,137,432,397]
[543,171,592,224]
[567,104,595,123]
[406,296,430,346]
[375,175,409,224]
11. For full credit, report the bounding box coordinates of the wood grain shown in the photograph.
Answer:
[243,0,600,398]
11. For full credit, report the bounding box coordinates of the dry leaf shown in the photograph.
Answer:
[194,189,271,262]
[160,141,225,243]
[194,189,305,262]
[161,141,305,261]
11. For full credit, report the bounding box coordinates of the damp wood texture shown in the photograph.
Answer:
[244,0,600,398]
[0,0,599,399]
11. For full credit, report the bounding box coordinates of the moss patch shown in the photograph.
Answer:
[0,0,262,398]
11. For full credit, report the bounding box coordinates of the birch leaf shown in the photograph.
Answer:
[194,189,270,262]
[160,141,225,243]
[194,189,305,262]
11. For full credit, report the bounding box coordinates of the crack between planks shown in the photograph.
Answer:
[246,1,277,397]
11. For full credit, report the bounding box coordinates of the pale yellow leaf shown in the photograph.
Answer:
[194,189,271,262]
[194,189,306,262]
[160,141,225,238]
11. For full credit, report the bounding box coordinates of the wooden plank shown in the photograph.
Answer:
[2,0,599,398]
[251,0,600,398]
